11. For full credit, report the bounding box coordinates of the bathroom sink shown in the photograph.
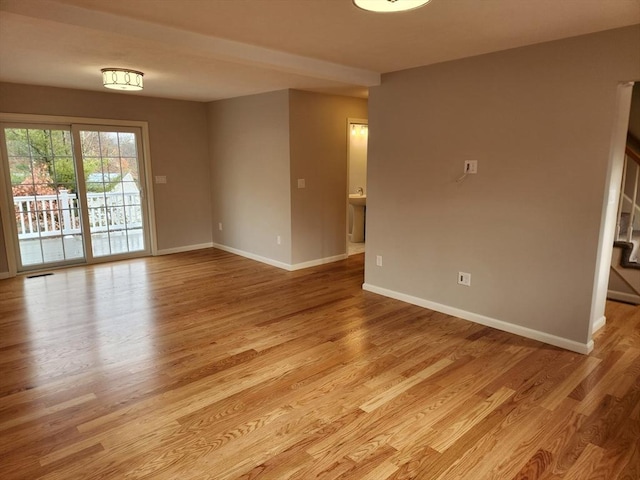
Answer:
[348,194,366,207]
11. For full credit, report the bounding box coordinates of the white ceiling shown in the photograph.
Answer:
[0,0,639,102]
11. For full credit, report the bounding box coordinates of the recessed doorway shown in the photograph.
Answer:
[347,119,368,256]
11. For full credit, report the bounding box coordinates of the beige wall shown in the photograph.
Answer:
[207,90,292,264]
[365,26,640,346]
[0,82,213,256]
[207,89,367,267]
[289,91,368,264]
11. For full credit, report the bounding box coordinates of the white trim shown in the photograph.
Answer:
[213,243,292,270]
[607,290,640,305]
[362,283,594,355]
[290,254,348,271]
[591,315,607,333]
[0,113,149,128]
[157,242,214,256]
[213,243,347,271]
[140,125,157,255]
[0,271,12,280]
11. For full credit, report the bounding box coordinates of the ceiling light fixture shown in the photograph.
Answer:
[101,68,144,91]
[353,0,431,13]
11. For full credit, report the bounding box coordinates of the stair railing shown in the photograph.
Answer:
[628,163,639,242]
[621,145,640,242]
[616,156,629,239]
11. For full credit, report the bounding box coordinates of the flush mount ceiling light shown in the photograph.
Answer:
[353,0,431,13]
[101,68,144,91]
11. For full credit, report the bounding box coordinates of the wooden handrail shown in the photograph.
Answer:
[626,145,640,166]
[627,133,640,166]
[618,133,640,242]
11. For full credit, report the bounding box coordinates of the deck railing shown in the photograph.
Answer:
[14,190,142,239]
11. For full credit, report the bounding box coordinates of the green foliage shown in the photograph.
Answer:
[5,127,125,193]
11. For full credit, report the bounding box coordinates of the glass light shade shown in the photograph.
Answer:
[101,68,144,91]
[353,0,431,13]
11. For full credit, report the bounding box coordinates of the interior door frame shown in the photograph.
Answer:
[0,113,157,277]
[345,117,368,255]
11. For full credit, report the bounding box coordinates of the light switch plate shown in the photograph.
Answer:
[464,161,477,174]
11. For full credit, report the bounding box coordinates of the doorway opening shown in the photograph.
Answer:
[590,81,637,338]
[347,119,368,256]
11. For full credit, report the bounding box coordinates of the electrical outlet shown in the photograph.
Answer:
[458,272,471,286]
[464,160,478,174]
[155,175,167,184]
[376,255,383,267]
[297,178,306,188]
[277,235,281,245]
[218,222,223,231]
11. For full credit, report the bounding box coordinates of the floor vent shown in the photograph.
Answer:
[26,273,54,279]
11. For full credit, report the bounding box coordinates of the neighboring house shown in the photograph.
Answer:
[86,172,139,195]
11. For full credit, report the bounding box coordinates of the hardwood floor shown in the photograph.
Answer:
[0,248,638,479]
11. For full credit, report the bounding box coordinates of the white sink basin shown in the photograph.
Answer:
[348,194,366,207]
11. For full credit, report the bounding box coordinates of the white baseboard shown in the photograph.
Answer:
[290,254,348,271]
[0,271,12,280]
[362,283,594,355]
[213,243,292,270]
[156,242,214,256]
[213,243,347,271]
[607,290,640,305]
[592,315,607,333]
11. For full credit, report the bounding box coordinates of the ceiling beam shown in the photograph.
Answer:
[0,0,381,87]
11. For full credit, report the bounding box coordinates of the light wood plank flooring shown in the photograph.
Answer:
[0,249,638,479]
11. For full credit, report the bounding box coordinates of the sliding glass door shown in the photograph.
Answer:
[77,128,147,258]
[3,126,84,268]
[0,123,150,271]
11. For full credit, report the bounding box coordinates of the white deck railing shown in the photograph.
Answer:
[14,190,142,239]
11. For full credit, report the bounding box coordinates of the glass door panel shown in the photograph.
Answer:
[1,123,150,272]
[77,129,146,258]
[3,126,84,269]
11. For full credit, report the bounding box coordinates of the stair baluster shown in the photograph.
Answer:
[617,155,628,240]
[627,159,639,243]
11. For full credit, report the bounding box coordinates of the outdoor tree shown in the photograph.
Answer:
[6,128,125,194]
